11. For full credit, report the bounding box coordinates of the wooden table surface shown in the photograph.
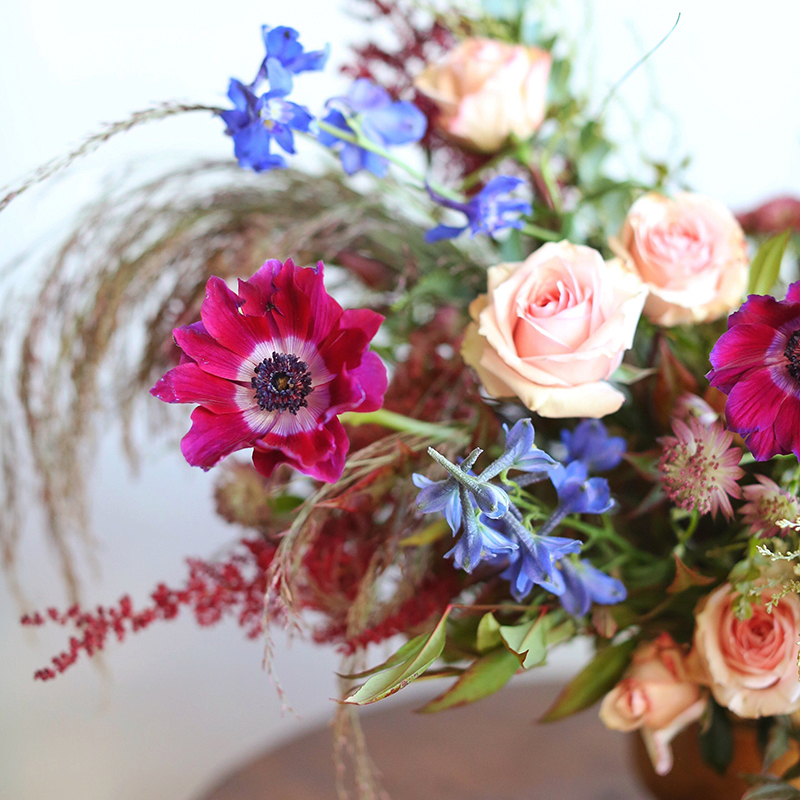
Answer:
[197,683,653,800]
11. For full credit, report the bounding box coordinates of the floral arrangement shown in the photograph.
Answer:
[7,2,800,798]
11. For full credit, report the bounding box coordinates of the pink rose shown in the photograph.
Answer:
[600,634,707,775]
[414,38,551,153]
[689,583,800,718]
[461,241,647,418]
[614,192,748,327]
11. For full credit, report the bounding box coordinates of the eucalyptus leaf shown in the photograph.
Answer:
[540,638,637,722]
[748,230,792,296]
[343,610,450,705]
[417,648,520,713]
[499,617,547,669]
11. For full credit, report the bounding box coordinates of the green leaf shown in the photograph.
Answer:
[742,783,800,800]
[416,648,520,713]
[611,362,657,385]
[748,230,792,296]
[337,633,430,680]
[499,617,548,669]
[343,610,450,705]
[699,698,734,775]
[540,638,638,722]
[763,718,791,771]
[476,612,503,653]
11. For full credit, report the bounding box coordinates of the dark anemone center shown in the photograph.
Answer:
[785,330,800,382]
[252,352,313,415]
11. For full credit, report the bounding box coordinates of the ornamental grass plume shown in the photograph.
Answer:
[658,416,744,519]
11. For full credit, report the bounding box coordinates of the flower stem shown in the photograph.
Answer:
[520,222,562,241]
[314,119,463,202]
[339,408,463,441]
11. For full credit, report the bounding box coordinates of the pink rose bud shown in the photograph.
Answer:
[613,192,748,327]
[461,241,647,418]
[600,634,707,775]
[688,583,800,718]
[414,38,551,153]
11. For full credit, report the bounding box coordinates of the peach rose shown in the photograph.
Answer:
[600,634,707,775]
[613,192,748,327]
[414,38,551,153]
[461,241,647,418]
[689,583,800,718]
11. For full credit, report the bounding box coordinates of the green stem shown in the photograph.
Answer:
[460,147,514,191]
[338,408,464,441]
[315,119,462,202]
[520,222,562,241]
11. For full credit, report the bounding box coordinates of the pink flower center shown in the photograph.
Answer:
[784,329,800,381]
[251,351,313,415]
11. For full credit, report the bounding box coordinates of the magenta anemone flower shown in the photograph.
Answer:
[708,282,800,460]
[658,416,743,519]
[151,259,387,483]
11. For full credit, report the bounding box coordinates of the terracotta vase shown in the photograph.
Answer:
[632,721,800,800]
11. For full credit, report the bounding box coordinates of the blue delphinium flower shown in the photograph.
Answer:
[446,491,518,573]
[254,25,329,84]
[548,461,615,518]
[501,513,581,599]
[425,176,532,243]
[479,418,555,482]
[318,79,427,177]
[220,62,314,172]
[561,419,625,474]
[557,557,627,616]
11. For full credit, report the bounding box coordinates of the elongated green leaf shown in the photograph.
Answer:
[699,697,733,774]
[748,230,792,296]
[499,617,547,669]
[611,363,657,385]
[337,633,428,680]
[742,783,800,800]
[343,610,450,705]
[476,612,503,653]
[540,638,638,722]
[417,648,521,713]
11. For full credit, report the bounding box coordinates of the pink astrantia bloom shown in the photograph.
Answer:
[740,475,800,538]
[707,282,800,460]
[658,416,743,519]
[151,259,387,483]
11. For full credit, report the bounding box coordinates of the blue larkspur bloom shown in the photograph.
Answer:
[561,419,625,474]
[318,79,427,177]
[220,61,313,172]
[500,514,581,599]
[445,491,518,573]
[549,461,615,516]
[254,25,329,84]
[412,472,463,534]
[479,418,556,481]
[557,558,627,616]
[425,176,532,243]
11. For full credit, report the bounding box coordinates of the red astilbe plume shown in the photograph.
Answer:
[22,538,277,681]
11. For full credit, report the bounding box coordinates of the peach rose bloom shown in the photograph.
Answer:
[689,583,800,718]
[600,634,707,775]
[613,192,748,327]
[414,38,551,153]
[461,241,647,418]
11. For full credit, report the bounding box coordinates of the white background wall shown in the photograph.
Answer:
[1,2,799,800]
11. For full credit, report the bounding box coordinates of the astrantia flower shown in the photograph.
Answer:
[708,282,800,460]
[425,176,532,243]
[220,62,313,171]
[740,475,800,538]
[658,417,743,518]
[151,259,387,483]
[557,558,627,616]
[318,79,427,176]
[560,419,625,474]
